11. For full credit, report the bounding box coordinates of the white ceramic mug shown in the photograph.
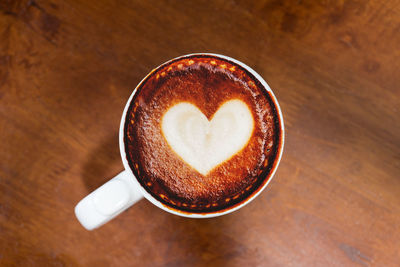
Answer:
[75,53,285,230]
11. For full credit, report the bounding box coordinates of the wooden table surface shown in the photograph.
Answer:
[1,0,399,266]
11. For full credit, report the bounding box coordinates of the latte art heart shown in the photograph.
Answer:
[161,99,254,175]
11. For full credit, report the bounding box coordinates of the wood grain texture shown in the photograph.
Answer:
[0,0,399,266]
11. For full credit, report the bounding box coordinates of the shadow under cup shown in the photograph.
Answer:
[120,53,284,217]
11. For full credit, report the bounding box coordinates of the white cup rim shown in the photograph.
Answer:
[119,53,285,218]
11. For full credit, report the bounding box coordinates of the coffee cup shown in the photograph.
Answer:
[75,53,284,230]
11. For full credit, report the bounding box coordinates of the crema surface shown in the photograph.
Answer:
[124,55,282,213]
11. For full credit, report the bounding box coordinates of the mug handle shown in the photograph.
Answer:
[75,171,143,230]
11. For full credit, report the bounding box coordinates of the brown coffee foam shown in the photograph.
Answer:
[125,55,280,213]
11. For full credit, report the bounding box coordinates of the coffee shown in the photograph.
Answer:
[124,55,282,213]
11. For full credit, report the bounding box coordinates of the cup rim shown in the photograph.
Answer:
[119,53,285,218]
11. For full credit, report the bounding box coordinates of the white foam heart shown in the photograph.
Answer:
[161,99,254,175]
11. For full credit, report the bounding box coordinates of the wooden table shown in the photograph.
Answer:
[1,0,399,266]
